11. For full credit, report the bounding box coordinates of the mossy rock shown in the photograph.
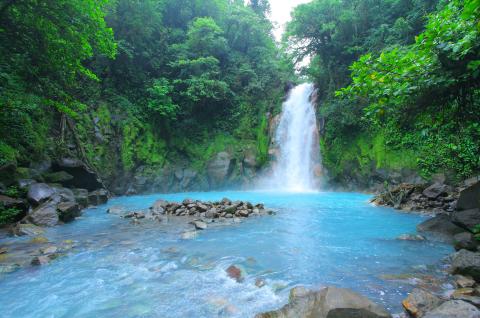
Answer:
[43,171,74,183]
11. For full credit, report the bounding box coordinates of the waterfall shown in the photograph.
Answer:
[262,83,321,191]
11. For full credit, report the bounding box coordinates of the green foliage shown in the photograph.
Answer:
[256,114,269,166]
[147,78,179,121]
[0,205,22,226]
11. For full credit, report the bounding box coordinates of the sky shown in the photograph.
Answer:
[268,0,312,41]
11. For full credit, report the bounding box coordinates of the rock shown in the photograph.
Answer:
[397,234,426,241]
[455,275,476,288]
[207,152,233,189]
[182,198,194,205]
[0,247,7,254]
[192,220,207,230]
[181,231,197,240]
[205,208,218,218]
[422,183,452,199]
[255,278,266,288]
[457,182,480,211]
[452,295,480,307]
[238,210,249,217]
[226,265,243,283]
[31,256,50,266]
[225,205,236,214]
[452,288,475,298]
[29,236,49,244]
[40,246,58,254]
[452,208,480,231]
[0,195,27,211]
[256,286,391,318]
[28,200,59,227]
[72,188,88,208]
[17,179,36,189]
[107,205,128,216]
[454,232,478,251]
[417,214,464,240]
[42,171,74,184]
[151,200,168,214]
[451,250,480,281]
[88,189,108,206]
[124,211,145,219]
[402,288,443,318]
[27,183,54,205]
[52,158,103,191]
[423,300,480,318]
[52,186,76,202]
[57,201,81,222]
[10,223,44,236]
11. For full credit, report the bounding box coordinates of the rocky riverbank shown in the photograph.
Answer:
[367,176,480,318]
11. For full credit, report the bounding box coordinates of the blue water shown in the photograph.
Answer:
[0,191,452,318]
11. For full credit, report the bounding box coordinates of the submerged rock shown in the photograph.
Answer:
[192,220,207,230]
[226,265,243,283]
[256,286,391,318]
[88,189,108,206]
[397,234,426,241]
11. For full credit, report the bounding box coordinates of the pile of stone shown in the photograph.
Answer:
[149,197,274,220]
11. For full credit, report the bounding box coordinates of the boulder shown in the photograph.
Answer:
[28,200,59,227]
[457,182,480,211]
[107,205,128,216]
[52,158,103,191]
[397,234,426,241]
[72,188,88,208]
[151,200,169,214]
[450,249,480,281]
[42,171,74,184]
[88,189,108,206]
[422,183,452,199]
[256,286,391,318]
[402,288,442,318]
[455,275,476,288]
[206,208,218,218]
[192,220,207,230]
[52,186,76,203]
[17,179,36,190]
[417,214,464,240]
[0,195,27,212]
[226,265,243,283]
[27,183,54,205]
[207,152,233,189]
[423,300,480,318]
[57,201,81,222]
[454,232,478,251]
[452,209,480,231]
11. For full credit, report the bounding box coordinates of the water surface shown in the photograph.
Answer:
[0,191,452,317]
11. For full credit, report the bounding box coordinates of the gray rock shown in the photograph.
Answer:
[107,205,128,216]
[72,188,88,208]
[0,195,27,212]
[192,220,207,230]
[52,186,76,203]
[455,275,476,288]
[88,189,108,206]
[53,158,103,191]
[423,300,480,318]
[10,223,45,236]
[31,255,51,266]
[454,232,478,251]
[256,286,391,318]
[457,182,480,210]
[205,208,218,218]
[28,200,59,226]
[151,200,168,214]
[397,234,426,241]
[17,179,36,189]
[452,208,480,231]
[402,288,442,318]
[207,152,233,189]
[417,214,464,240]
[451,249,480,281]
[57,201,81,222]
[27,183,54,205]
[422,183,452,199]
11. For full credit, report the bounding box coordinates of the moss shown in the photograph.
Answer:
[0,141,18,166]
[256,114,269,166]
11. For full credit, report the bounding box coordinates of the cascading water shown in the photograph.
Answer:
[265,83,321,191]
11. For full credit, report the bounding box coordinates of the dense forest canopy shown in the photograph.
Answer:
[286,0,480,185]
[0,0,293,179]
